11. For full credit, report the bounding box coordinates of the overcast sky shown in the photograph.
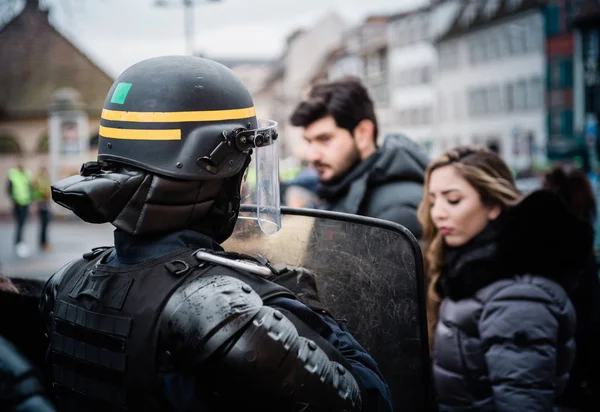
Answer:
[8,0,427,77]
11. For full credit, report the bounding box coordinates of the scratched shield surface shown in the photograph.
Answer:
[223,206,434,412]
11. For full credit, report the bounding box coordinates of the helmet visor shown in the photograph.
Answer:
[241,119,281,235]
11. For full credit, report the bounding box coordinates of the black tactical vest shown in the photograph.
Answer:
[47,247,304,411]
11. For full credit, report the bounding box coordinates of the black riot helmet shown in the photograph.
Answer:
[98,55,275,180]
[52,56,281,240]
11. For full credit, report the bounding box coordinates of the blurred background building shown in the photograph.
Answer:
[2,0,600,215]
[0,0,113,215]
[436,0,546,173]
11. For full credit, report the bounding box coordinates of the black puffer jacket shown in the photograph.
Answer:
[432,190,594,412]
[317,134,428,238]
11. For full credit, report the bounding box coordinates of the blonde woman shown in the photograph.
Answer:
[418,147,593,411]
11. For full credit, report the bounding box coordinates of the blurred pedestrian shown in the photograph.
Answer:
[33,166,52,251]
[0,273,19,293]
[543,164,600,411]
[290,76,428,238]
[418,146,593,411]
[6,160,33,258]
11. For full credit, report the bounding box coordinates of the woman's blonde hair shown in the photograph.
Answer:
[417,146,522,348]
[0,274,19,294]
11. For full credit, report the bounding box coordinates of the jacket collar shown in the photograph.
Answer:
[107,229,223,266]
[317,152,381,214]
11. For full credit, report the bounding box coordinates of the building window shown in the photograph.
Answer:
[461,2,478,27]
[391,22,405,47]
[488,86,501,114]
[417,107,425,125]
[485,35,495,61]
[423,107,432,124]
[508,24,525,55]
[453,92,462,119]
[559,59,574,88]
[411,108,420,125]
[367,56,376,77]
[0,133,21,154]
[408,18,416,43]
[505,83,515,112]
[469,88,488,117]
[561,110,574,136]
[378,49,387,73]
[544,4,560,36]
[551,61,561,89]
[468,90,477,117]
[481,36,490,62]
[442,43,460,70]
[528,77,543,109]
[525,17,542,52]
[552,112,561,135]
[548,110,570,137]
[512,132,521,156]
[468,38,476,63]
[440,46,451,70]
[497,29,508,58]
[488,33,502,61]
[514,79,527,110]
[469,37,485,64]
[421,17,430,42]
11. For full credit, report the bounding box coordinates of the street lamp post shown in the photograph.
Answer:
[153,0,221,55]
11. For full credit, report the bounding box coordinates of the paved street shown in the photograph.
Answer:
[0,217,114,280]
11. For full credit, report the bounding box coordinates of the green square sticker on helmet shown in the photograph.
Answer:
[110,82,133,104]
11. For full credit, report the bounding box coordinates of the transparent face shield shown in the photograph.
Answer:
[240,119,281,235]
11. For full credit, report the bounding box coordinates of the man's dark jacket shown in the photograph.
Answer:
[317,134,428,238]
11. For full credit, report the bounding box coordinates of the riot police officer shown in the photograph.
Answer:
[40,56,391,411]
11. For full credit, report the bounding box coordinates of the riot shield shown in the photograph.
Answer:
[224,206,434,412]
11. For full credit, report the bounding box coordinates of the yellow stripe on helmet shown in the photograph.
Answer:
[99,125,181,140]
[101,107,256,123]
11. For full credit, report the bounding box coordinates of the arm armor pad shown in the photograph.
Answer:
[158,273,362,411]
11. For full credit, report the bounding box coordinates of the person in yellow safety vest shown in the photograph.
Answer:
[33,166,52,251]
[6,162,33,256]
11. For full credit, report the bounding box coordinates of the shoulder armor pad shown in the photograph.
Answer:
[158,270,263,369]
